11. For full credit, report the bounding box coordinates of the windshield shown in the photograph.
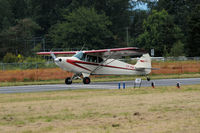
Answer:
[73,52,103,63]
[73,52,85,60]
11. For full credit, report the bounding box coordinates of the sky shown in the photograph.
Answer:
[131,0,158,10]
[134,3,148,10]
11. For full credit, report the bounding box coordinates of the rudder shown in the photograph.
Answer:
[135,54,151,74]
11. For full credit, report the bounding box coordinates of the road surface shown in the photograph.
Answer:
[0,78,200,94]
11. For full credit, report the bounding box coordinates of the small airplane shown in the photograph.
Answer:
[37,47,152,84]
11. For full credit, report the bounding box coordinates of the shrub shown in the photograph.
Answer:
[3,53,18,63]
[23,57,46,63]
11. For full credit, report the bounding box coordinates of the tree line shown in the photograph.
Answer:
[0,0,199,62]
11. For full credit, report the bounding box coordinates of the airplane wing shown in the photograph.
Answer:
[83,47,145,58]
[37,51,77,55]
[37,47,145,58]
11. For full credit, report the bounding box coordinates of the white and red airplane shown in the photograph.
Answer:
[37,47,152,84]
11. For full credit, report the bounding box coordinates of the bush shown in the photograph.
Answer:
[23,56,46,63]
[3,53,18,63]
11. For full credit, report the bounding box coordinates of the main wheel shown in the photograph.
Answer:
[65,77,72,84]
[83,77,90,84]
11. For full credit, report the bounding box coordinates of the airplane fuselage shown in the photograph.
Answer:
[55,56,149,76]
[37,48,152,84]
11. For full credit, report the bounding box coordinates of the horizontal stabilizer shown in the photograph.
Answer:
[135,67,159,71]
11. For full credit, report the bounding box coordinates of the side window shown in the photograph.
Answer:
[85,55,103,63]
[91,56,97,63]
[98,57,103,63]
[86,55,97,63]
[80,53,86,60]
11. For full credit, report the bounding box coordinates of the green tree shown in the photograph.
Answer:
[186,4,200,56]
[136,10,183,56]
[149,0,200,48]
[49,7,113,49]
[0,0,13,30]
[129,10,149,46]
[169,40,184,57]
[28,0,72,33]
[8,0,27,19]
[152,0,199,27]
[95,0,130,46]
[0,18,41,56]
[66,0,130,46]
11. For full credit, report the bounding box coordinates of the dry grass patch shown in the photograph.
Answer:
[0,86,200,133]
[1,60,200,83]
[0,68,73,82]
[152,61,200,74]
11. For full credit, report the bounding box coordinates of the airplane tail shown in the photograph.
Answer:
[134,53,152,74]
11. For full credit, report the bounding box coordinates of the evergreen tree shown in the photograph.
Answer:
[49,7,113,49]
[136,10,183,56]
[0,0,13,31]
[186,4,200,56]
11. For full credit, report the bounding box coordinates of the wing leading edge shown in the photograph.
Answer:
[37,47,145,58]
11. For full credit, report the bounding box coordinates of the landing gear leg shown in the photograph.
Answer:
[65,77,72,84]
[65,73,82,85]
[83,77,90,84]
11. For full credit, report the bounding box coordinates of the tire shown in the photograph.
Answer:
[83,77,90,84]
[65,77,72,85]
[147,77,151,81]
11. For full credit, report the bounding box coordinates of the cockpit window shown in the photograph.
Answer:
[86,55,103,63]
[98,57,103,63]
[73,52,85,60]
[73,52,103,63]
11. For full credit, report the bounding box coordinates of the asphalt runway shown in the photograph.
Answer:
[0,78,200,94]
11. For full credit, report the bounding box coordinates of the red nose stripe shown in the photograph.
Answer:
[66,59,135,71]
[140,60,147,62]
[67,59,91,71]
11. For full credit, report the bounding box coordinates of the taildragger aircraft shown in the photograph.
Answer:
[37,47,153,84]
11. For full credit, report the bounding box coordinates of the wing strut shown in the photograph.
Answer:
[90,52,116,74]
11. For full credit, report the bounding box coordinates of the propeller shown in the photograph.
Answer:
[50,51,57,60]
[50,51,61,63]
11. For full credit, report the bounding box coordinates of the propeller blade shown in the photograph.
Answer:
[50,51,56,60]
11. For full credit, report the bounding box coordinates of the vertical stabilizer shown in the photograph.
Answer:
[135,54,151,74]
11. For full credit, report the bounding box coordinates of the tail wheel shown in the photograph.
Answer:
[65,77,72,85]
[83,77,90,84]
[147,77,151,81]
